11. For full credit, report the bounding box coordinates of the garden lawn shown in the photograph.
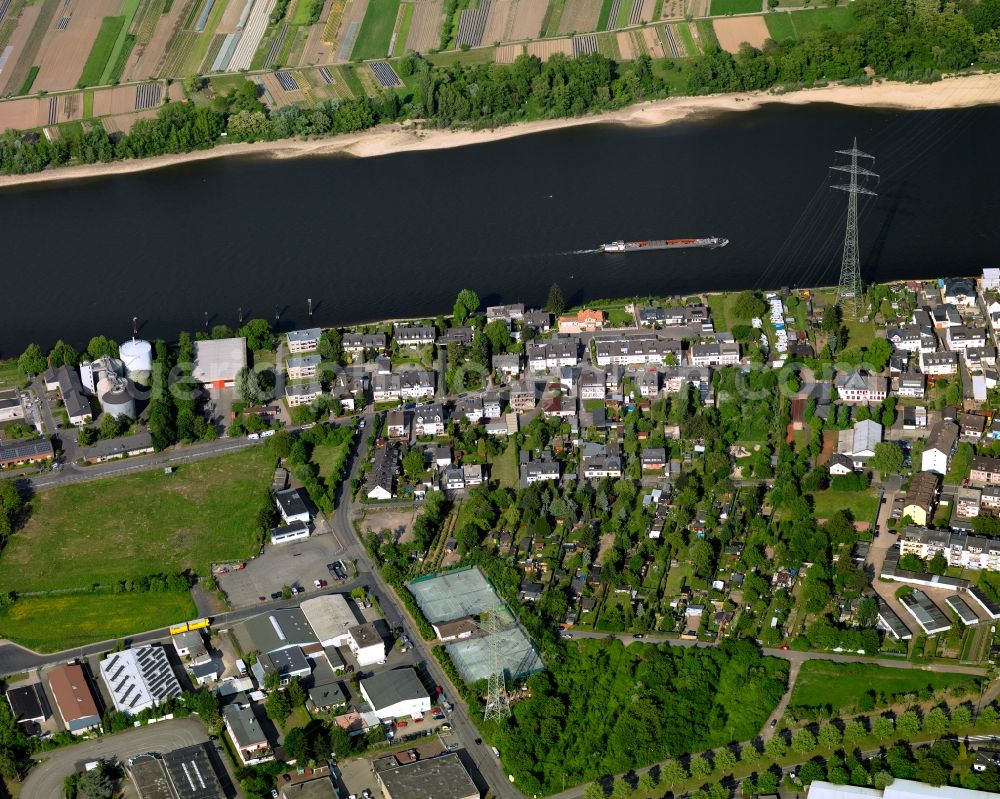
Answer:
[782,5,856,36]
[789,660,979,714]
[312,440,350,481]
[488,440,519,489]
[0,591,197,652]
[0,359,20,389]
[810,486,877,523]
[351,0,400,60]
[0,447,275,593]
[710,0,760,14]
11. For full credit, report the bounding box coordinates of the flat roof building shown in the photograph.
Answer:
[128,744,227,799]
[875,599,912,641]
[300,594,359,648]
[5,682,50,726]
[275,488,310,524]
[808,779,1000,799]
[359,668,430,720]
[967,584,1000,619]
[99,645,182,715]
[47,662,101,734]
[376,753,479,799]
[899,589,952,635]
[945,594,981,626]
[348,622,386,667]
[286,328,322,353]
[240,609,318,654]
[192,337,247,388]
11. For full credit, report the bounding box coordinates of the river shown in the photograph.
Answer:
[2,101,999,354]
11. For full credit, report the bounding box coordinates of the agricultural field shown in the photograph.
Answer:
[403,0,442,52]
[713,13,767,53]
[556,0,600,35]
[0,447,275,594]
[0,591,197,652]
[764,5,855,42]
[0,0,59,96]
[351,0,398,59]
[525,36,570,59]
[709,0,759,14]
[125,0,198,80]
[389,1,412,55]
[789,661,980,714]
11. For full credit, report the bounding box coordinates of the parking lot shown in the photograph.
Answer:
[218,531,350,608]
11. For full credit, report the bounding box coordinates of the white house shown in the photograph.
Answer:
[275,489,310,525]
[348,623,385,667]
[413,403,445,436]
[835,370,887,404]
[921,420,959,476]
[359,668,431,720]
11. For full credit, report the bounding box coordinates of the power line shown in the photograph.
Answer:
[830,138,878,317]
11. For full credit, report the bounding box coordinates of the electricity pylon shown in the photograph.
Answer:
[483,605,511,722]
[831,138,878,317]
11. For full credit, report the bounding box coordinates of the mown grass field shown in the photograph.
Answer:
[0,591,197,652]
[596,0,614,31]
[710,0,760,14]
[790,661,979,713]
[809,486,878,523]
[391,2,413,57]
[765,6,855,42]
[0,359,21,389]
[313,440,350,481]
[352,0,400,60]
[79,16,127,86]
[0,447,275,593]
[100,0,142,84]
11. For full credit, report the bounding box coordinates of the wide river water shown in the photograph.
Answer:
[2,101,999,354]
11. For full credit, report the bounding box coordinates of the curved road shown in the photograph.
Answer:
[20,717,211,799]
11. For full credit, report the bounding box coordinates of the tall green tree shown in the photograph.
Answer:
[546,283,566,315]
[17,343,46,376]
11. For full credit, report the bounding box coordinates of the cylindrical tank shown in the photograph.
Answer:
[120,339,153,384]
[100,382,136,419]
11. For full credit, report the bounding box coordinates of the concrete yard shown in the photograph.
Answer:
[218,530,349,608]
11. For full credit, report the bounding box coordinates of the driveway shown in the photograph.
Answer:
[19,717,230,799]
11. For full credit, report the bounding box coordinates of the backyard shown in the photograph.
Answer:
[0,447,276,593]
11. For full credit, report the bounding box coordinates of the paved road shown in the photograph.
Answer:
[19,717,213,799]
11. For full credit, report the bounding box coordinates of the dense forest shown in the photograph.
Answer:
[491,638,788,794]
[1,0,999,175]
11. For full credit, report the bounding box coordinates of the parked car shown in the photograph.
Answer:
[270,592,281,600]
[314,579,328,588]
[291,586,304,595]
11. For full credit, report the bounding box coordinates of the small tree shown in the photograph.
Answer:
[896,710,920,737]
[263,669,281,692]
[923,706,948,735]
[287,677,307,707]
[265,689,292,724]
[792,728,817,754]
[659,759,687,788]
[843,719,866,744]
[583,783,605,799]
[714,747,737,772]
[689,753,711,778]
[950,704,972,731]
[764,735,787,759]
[872,715,895,740]
[818,723,842,749]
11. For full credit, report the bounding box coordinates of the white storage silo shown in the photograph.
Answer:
[120,338,153,385]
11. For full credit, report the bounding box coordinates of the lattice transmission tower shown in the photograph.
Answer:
[830,138,878,317]
[483,604,511,722]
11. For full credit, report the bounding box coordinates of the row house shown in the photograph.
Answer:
[285,381,322,408]
[286,328,321,353]
[400,370,435,399]
[594,334,682,366]
[921,350,959,376]
[580,369,606,400]
[970,456,1000,486]
[635,369,660,398]
[286,353,322,381]
[835,369,888,404]
[386,410,407,438]
[509,381,537,411]
[900,471,940,526]
[486,304,525,324]
[413,403,446,436]
[956,486,982,519]
[442,463,484,491]
[527,340,579,371]
[343,332,387,353]
[900,525,1000,571]
[689,342,740,367]
[394,325,436,347]
[981,485,1000,511]
[967,346,998,369]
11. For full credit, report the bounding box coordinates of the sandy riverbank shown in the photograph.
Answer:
[2,71,1000,189]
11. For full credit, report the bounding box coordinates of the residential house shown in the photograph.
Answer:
[224,700,273,765]
[286,382,322,408]
[0,438,54,469]
[394,325,436,347]
[385,410,408,439]
[689,342,740,367]
[486,304,525,324]
[901,471,940,526]
[366,445,399,500]
[580,370,606,400]
[635,369,660,398]
[983,268,1000,291]
[970,456,1000,486]
[399,370,435,400]
[462,463,483,486]
[960,412,988,441]
[527,340,579,371]
[896,371,926,399]
[921,350,959,376]
[372,373,402,403]
[44,364,91,425]
[835,370,888,404]
[641,447,667,471]
[286,328,321,353]
[942,277,977,307]
[413,403,445,436]
[837,419,883,469]
[519,452,560,486]
[343,332,387,353]
[582,443,623,480]
[523,310,552,332]
[558,309,605,334]
[0,388,24,423]
[922,420,959,475]
[492,354,521,378]
[442,467,466,491]
[828,453,855,476]
[947,326,987,352]
[932,304,962,329]
[286,354,322,381]
[456,395,484,423]
[483,392,502,418]
[438,327,474,346]
[509,381,536,411]
[594,334,682,366]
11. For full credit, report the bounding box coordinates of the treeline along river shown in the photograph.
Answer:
[1,101,1000,354]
